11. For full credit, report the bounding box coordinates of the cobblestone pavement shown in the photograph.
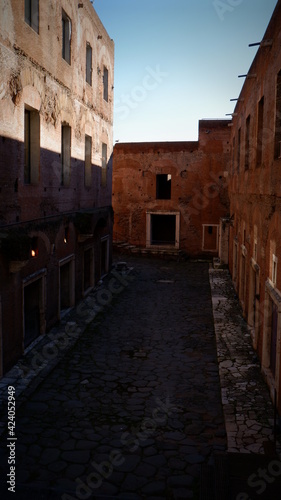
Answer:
[0,258,226,499]
[0,258,279,500]
[209,268,279,455]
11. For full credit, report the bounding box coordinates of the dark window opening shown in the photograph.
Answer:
[275,70,281,159]
[60,262,71,310]
[232,137,235,174]
[257,96,264,167]
[208,226,213,235]
[86,43,92,85]
[62,9,71,64]
[101,239,108,276]
[24,280,41,348]
[237,127,241,173]
[103,67,108,102]
[24,107,40,185]
[84,248,92,291]
[245,115,250,171]
[151,214,176,246]
[85,135,92,187]
[156,174,171,200]
[25,0,39,33]
[61,125,71,186]
[101,142,107,187]
[270,301,278,377]
[24,109,31,184]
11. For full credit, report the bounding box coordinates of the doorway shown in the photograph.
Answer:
[24,278,43,349]
[59,257,75,316]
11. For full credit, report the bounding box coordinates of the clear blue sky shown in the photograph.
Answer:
[93,0,277,143]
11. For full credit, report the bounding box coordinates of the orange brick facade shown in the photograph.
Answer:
[228,0,281,412]
[113,120,231,257]
[0,0,114,375]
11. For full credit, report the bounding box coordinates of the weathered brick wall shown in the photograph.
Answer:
[0,0,114,375]
[228,0,281,410]
[113,120,231,256]
[0,0,114,225]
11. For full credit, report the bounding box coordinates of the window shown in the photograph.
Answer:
[62,10,71,64]
[84,135,92,188]
[101,143,107,187]
[84,247,94,291]
[103,66,108,102]
[86,43,92,85]
[275,70,281,159]
[25,0,39,33]
[24,107,40,185]
[156,174,171,199]
[257,97,264,167]
[61,125,71,186]
[232,137,235,174]
[245,115,250,170]
[237,128,241,173]
[272,255,278,286]
[101,237,109,276]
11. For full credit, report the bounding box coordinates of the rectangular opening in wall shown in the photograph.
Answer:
[156,174,171,199]
[101,237,109,277]
[86,43,92,85]
[237,127,241,173]
[275,70,281,158]
[202,225,218,251]
[59,258,74,315]
[101,142,107,187]
[25,0,39,33]
[24,107,40,185]
[84,247,94,292]
[270,300,278,377]
[245,115,250,171]
[62,9,71,64]
[24,278,42,349]
[151,214,176,246]
[257,96,264,167]
[61,124,71,186]
[84,135,92,188]
[103,67,108,102]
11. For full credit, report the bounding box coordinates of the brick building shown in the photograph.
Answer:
[227,0,281,411]
[113,119,231,258]
[0,0,114,376]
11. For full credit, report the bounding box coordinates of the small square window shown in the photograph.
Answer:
[156,174,171,200]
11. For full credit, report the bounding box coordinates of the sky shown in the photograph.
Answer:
[93,0,278,143]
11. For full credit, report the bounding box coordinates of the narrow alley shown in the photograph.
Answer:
[0,258,226,499]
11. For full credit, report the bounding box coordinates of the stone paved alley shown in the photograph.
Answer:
[0,257,280,499]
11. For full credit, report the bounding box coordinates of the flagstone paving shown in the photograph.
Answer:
[0,257,279,500]
[0,258,225,499]
[209,268,279,455]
